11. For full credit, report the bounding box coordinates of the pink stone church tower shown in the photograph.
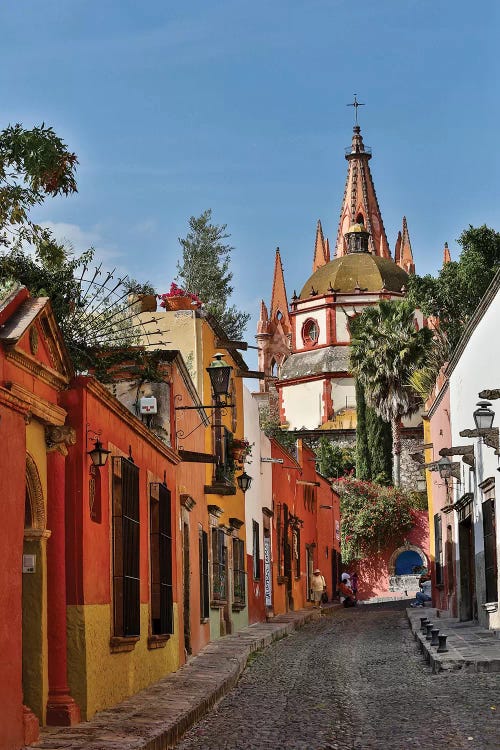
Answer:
[256,123,420,432]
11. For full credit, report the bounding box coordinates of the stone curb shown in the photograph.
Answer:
[407,608,500,674]
[29,606,333,750]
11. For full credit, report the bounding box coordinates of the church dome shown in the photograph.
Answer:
[299,253,409,298]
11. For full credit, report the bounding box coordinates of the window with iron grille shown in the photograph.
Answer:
[233,538,246,605]
[112,457,140,637]
[303,485,316,512]
[211,527,227,602]
[212,423,233,484]
[276,503,283,576]
[434,513,443,585]
[294,527,301,578]
[252,520,260,579]
[483,498,498,602]
[150,482,173,635]
[199,528,209,619]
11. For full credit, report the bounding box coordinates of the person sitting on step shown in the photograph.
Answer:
[410,571,432,607]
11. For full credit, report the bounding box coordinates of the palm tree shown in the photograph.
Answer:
[349,300,433,486]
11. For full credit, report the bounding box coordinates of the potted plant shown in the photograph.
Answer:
[231,437,253,464]
[158,282,202,311]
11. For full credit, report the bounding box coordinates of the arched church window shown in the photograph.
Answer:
[302,318,319,346]
[276,310,283,321]
[270,359,277,377]
[356,213,364,225]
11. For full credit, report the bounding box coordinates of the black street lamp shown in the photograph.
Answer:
[473,401,495,432]
[87,438,111,468]
[236,471,252,492]
[207,353,233,403]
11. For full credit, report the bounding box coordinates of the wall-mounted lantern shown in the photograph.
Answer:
[437,455,452,480]
[236,471,252,492]
[87,437,110,468]
[473,401,495,432]
[207,353,232,404]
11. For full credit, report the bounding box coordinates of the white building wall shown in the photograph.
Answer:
[281,379,325,429]
[243,387,272,566]
[331,377,356,413]
[449,290,500,628]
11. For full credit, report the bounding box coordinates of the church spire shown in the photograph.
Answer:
[312,219,330,272]
[334,125,390,259]
[270,247,290,332]
[443,242,451,265]
[394,216,415,274]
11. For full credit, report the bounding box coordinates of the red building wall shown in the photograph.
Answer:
[0,401,27,750]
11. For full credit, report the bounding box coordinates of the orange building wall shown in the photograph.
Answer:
[0,403,26,750]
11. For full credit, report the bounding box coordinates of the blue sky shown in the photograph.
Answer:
[1,1,499,366]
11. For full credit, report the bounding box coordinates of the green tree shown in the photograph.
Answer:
[0,123,77,251]
[355,379,371,480]
[407,224,500,349]
[366,403,392,485]
[259,404,297,454]
[315,437,355,479]
[176,209,250,339]
[350,300,432,486]
[336,477,418,563]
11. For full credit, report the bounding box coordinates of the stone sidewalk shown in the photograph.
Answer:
[29,606,334,750]
[407,607,500,674]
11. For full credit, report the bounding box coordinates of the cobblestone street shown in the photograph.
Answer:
[176,604,500,750]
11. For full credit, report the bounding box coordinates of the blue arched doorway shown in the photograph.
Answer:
[394,549,423,575]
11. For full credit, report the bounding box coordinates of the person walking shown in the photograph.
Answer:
[310,568,326,608]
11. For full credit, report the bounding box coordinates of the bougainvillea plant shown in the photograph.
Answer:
[334,476,421,563]
[158,282,202,308]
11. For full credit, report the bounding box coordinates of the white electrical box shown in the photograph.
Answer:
[140,396,157,414]
[23,554,36,573]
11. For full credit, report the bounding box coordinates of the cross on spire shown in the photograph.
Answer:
[347,94,365,125]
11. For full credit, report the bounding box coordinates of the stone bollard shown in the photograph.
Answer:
[420,616,428,630]
[421,618,430,634]
[425,623,434,640]
[437,634,448,653]
[430,628,440,646]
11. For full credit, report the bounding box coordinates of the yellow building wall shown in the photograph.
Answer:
[423,416,434,568]
[67,603,180,720]
[200,320,249,634]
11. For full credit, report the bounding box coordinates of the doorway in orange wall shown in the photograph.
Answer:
[183,522,191,655]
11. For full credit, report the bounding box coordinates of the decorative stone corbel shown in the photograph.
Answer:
[45,425,76,456]
[479,389,500,400]
[459,427,499,453]
[439,444,475,469]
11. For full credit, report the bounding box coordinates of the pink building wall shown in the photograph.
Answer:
[352,511,430,602]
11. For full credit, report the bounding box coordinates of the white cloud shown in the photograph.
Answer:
[41,221,125,271]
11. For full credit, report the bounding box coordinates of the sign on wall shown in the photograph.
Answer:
[264,536,272,606]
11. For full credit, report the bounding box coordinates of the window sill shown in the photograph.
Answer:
[232,602,246,612]
[277,576,287,585]
[148,634,170,650]
[435,583,445,590]
[200,617,210,625]
[211,600,227,609]
[110,636,139,653]
[204,482,236,496]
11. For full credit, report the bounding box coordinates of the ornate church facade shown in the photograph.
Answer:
[256,123,425,483]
